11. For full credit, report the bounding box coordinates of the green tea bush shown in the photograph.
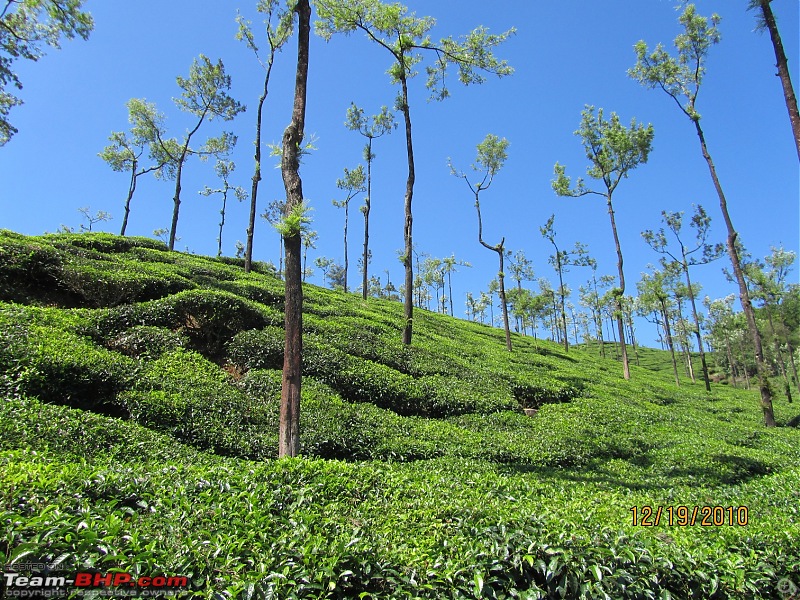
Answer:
[58,259,192,307]
[228,326,285,370]
[89,290,274,356]
[0,234,66,303]
[105,325,187,359]
[0,395,212,464]
[0,315,136,413]
[118,349,276,459]
[42,232,167,253]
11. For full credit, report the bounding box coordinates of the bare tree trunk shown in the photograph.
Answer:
[362,139,372,300]
[342,201,349,292]
[475,193,511,351]
[120,161,137,236]
[217,192,227,257]
[661,299,680,386]
[693,120,775,426]
[245,62,273,273]
[627,310,640,366]
[498,243,512,352]
[758,0,800,161]
[168,156,185,251]
[556,255,569,352]
[682,259,711,391]
[399,71,415,346]
[278,0,310,458]
[606,194,630,379]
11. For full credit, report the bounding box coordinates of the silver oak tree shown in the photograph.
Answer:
[451,134,513,352]
[629,4,776,426]
[315,0,514,345]
[237,1,293,273]
[0,0,92,145]
[553,106,654,379]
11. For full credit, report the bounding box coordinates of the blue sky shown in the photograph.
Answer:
[1,0,798,347]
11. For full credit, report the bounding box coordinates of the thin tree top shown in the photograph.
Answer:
[314,0,514,100]
[449,133,509,194]
[175,55,245,121]
[628,3,721,122]
[553,106,654,198]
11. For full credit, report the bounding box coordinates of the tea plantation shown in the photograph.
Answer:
[1,231,798,599]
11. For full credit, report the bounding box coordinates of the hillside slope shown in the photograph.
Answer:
[1,231,798,599]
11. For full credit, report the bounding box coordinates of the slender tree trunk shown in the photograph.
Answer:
[399,70,415,345]
[660,299,680,386]
[120,162,137,236]
[475,193,511,350]
[218,192,227,257]
[556,256,569,352]
[682,259,711,391]
[168,155,186,251]
[606,193,630,379]
[245,63,272,273]
[627,309,640,366]
[498,243,512,351]
[362,140,372,300]
[595,309,605,357]
[278,0,310,458]
[676,302,696,382]
[757,0,800,161]
[448,270,455,316]
[342,202,349,293]
[724,333,738,388]
[693,120,775,426]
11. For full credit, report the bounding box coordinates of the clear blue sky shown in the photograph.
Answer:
[1,0,798,347]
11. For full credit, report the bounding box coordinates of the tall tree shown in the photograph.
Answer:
[301,228,318,281]
[745,246,798,400]
[704,294,742,387]
[553,106,654,378]
[747,0,799,160]
[642,204,723,391]
[345,102,395,299]
[278,0,310,458]
[316,0,514,345]
[332,164,366,293]
[237,2,293,273]
[508,250,535,333]
[540,214,590,352]
[630,4,776,426]
[638,265,682,386]
[0,0,92,145]
[199,159,247,257]
[441,254,471,316]
[451,133,513,351]
[141,56,244,251]
[262,199,287,278]
[99,99,170,236]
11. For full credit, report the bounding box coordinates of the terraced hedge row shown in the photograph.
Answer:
[1,231,799,598]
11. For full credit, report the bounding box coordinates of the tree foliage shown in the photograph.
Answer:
[0,0,92,145]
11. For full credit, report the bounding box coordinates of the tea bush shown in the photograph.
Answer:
[2,232,799,598]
